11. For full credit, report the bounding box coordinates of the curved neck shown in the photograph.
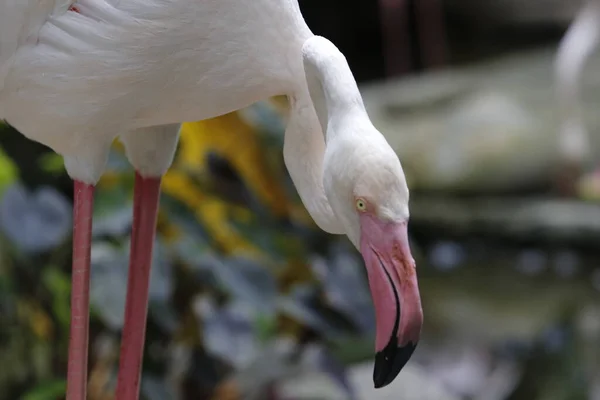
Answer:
[302,36,366,142]
[282,36,365,234]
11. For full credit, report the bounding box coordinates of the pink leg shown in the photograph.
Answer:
[66,181,95,400]
[115,172,162,400]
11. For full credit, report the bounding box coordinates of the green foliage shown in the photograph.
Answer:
[38,153,66,176]
[22,380,66,400]
[42,268,71,331]
[0,145,17,196]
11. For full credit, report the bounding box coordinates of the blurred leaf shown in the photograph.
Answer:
[90,242,128,330]
[329,336,377,365]
[41,268,71,330]
[141,375,173,400]
[177,113,292,219]
[37,153,65,176]
[148,240,174,303]
[92,172,137,238]
[277,285,344,339]
[90,239,174,331]
[92,186,133,238]
[230,338,298,400]
[239,101,287,144]
[0,146,17,195]
[149,301,179,334]
[173,236,213,269]
[192,254,277,315]
[22,379,66,400]
[254,313,278,342]
[194,297,260,369]
[305,344,357,400]
[228,215,300,262]
[161,195,211,246]
[218,257,278,315]
[311,246,375,335]
[0,184,72,253]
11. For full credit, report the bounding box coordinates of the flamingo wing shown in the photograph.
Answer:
[0,0,74,91]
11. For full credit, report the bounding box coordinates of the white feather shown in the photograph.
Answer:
[0,0,72,91]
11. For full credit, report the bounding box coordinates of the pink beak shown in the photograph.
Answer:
[359,214,423,388]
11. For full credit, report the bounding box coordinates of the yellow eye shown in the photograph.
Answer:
[356,198,367,212]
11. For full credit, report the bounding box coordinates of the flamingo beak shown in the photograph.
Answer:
[359,214,423,388]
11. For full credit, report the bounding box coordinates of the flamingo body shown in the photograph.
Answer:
[1,0,309,171]
[0,0,422,398]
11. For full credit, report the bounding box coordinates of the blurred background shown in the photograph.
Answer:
[1,0,600,399]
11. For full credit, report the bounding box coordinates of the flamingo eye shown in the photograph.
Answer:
[356,198,367,212]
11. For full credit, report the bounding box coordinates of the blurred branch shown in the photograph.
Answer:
[411,195,600,246]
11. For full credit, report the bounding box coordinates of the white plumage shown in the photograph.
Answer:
[1,0,313,182]
[0,1,422,399]
[0,0,64,91]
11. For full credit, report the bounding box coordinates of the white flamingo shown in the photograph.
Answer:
[0,0,423,398]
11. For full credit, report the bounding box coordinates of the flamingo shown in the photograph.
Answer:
[0,0,423,398]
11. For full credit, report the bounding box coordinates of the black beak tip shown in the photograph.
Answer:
[373,341,417,389]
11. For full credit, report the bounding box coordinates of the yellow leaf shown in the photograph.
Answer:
[179,110,291,217]
[161,169,259,255]
[160,106,300,256]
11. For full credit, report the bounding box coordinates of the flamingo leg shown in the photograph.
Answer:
[115,172,162,400]
[66,181,95,400]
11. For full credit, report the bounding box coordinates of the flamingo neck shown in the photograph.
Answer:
[284,86,344,234]
[283,36,365,234]
[301,36,366,143]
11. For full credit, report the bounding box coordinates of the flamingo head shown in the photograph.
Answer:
[323,122,423,388]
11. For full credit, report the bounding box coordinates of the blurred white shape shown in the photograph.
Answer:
[555,0,600,164]
[429,241,466,271]
[429,346,490,397]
